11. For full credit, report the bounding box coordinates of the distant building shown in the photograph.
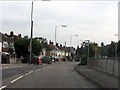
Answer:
[35,37,48,43]
[42,40,72,61]
[0,31,22,64]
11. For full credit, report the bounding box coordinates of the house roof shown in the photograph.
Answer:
[42,43,59,51]
[0,32,21,43]
[2,33,14,43]
[56,44,70,52]
[42,41,71,52]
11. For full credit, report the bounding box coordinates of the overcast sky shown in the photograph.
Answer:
[0,1,118,48]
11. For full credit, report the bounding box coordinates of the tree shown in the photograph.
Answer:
[100,42,106,57]
[117,41,120,57]
[106,41,115,57]
[89,42,99,57]
[14,36,43,58]
[14,36,29,58]
[32,38,42,56]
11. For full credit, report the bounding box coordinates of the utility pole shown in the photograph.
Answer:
[30,1,33,64]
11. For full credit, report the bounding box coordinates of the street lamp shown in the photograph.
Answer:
[70,35,78,47]
[54,25,67,61]
[55,25,67,45]
[77,40,83,47]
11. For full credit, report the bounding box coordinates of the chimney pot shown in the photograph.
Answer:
[60,44,62,47]
[56,43,58,46]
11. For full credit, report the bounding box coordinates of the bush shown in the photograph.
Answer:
[78,55,87,65]
[21,57,29,63]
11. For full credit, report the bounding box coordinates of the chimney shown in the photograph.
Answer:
[49,40,53,45]
[10,31,14,37]
[18,34,21,38]
[56,43,58,46]
[49,40,51,44]
[60,44,62,47]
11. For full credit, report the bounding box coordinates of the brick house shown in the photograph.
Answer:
[0,31,21,64]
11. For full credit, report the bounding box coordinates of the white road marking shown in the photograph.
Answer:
[42,67,45,69]
[11,75,24,83]
[0,86,7,89]
[28,71,33,74]
[35,69,41,71]
[25,71,33,75]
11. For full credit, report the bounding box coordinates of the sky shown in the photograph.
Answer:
[0,1,118,48]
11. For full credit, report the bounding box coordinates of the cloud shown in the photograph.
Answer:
[0,1,118,48]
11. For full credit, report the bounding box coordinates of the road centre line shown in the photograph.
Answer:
[9,67,43,84]
[0,86,7,89]
[25,71,33,75]
[11,75,24,83]
[35,69,41,71]
[42,67,45,69]
[28,71,33,74]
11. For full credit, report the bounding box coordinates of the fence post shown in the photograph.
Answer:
[101,58,102,71]
[113,58,114,76]
[106,58,107,73]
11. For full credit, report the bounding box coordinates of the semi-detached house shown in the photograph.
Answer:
[0,31,21,64]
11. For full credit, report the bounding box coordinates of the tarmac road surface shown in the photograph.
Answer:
[1,62,101,88]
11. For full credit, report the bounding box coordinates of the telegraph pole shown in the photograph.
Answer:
[30,1,33,64]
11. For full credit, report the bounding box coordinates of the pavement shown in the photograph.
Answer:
[75,65,119,89]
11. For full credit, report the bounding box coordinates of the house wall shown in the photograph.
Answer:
[50,50,55,58]
[0,42,2,52]
[3,42,8,48]
[0,42,2,63]
[42,48,51,56]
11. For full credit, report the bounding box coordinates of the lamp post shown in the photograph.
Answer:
[29,1,33,64]
[77,40,83,47]
[115,34,118,58]
[54,25,67,61]
[70,35,78,47]
[113,34,118,75]
[55,25,67,45]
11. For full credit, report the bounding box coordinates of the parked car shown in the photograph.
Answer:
[41,56,52,64]
[1,52,10,64]
[75,56,80,62]
[62,56,67,61]
[31,56,42,65]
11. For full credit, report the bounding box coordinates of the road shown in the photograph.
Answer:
[2,61,101,89]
